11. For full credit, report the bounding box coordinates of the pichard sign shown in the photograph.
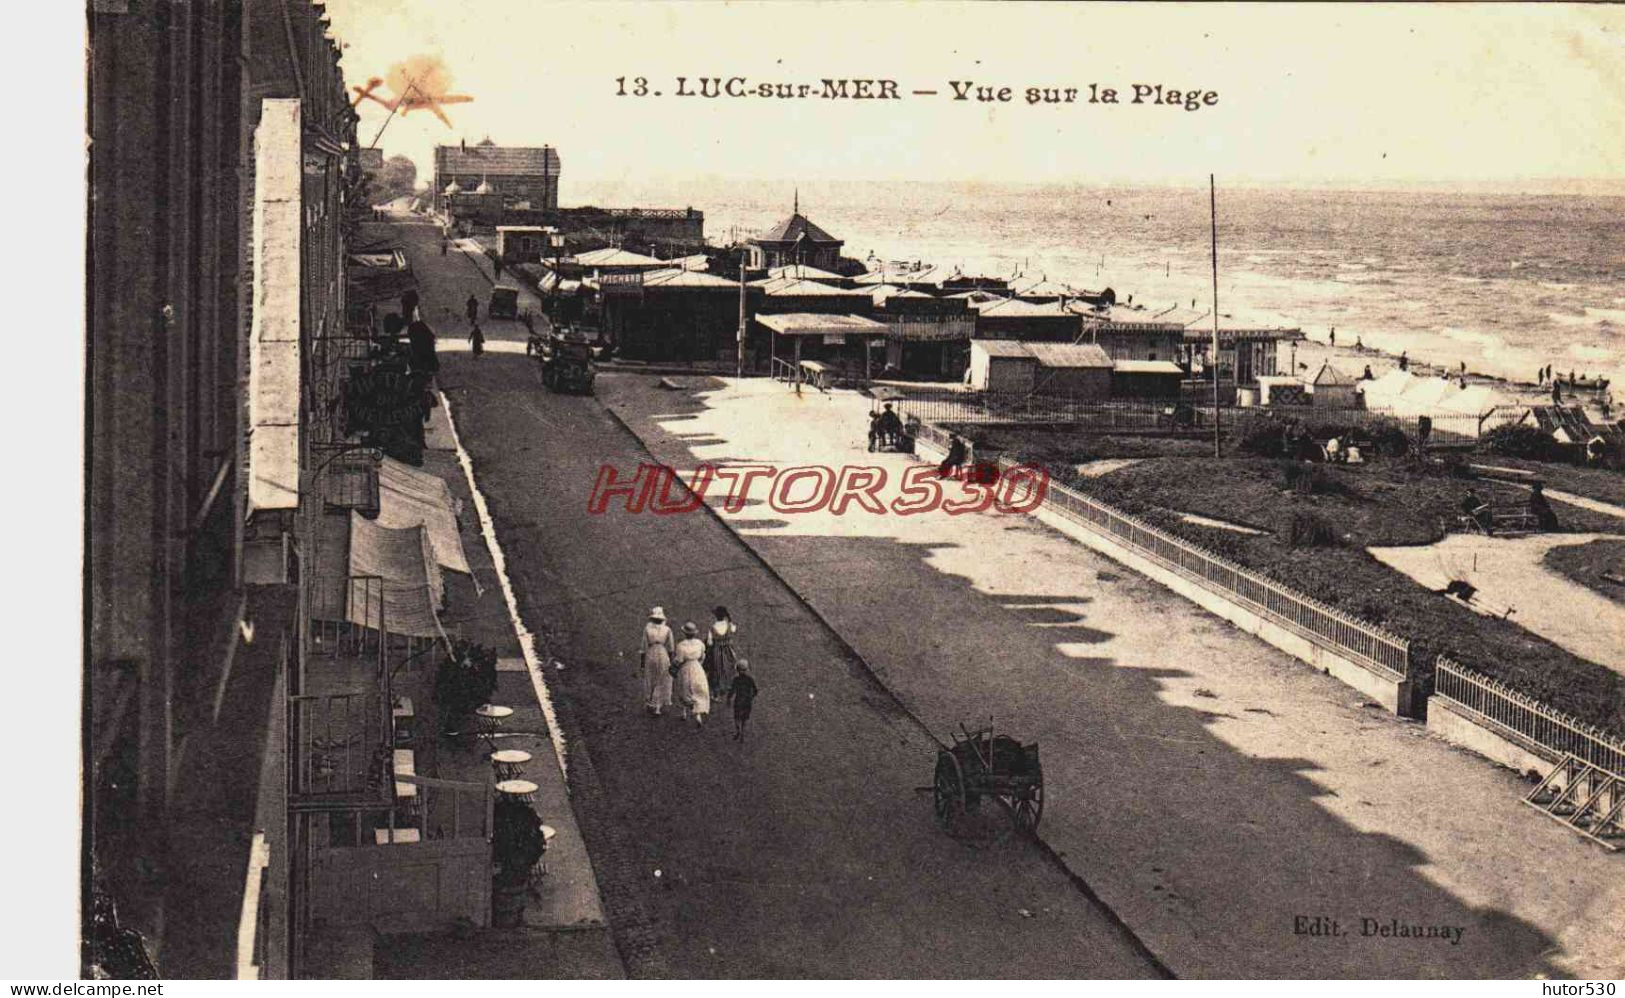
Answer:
[599,271,645,296]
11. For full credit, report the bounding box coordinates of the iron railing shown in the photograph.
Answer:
[888,386,1505,444]
[1434,657,1625,777]
[288,690,390,802]
[910,419,1412,682]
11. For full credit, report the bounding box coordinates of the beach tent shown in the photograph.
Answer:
[1359,369,1414,406]
[1387,377,1459,416]
[1438,384,1510,416]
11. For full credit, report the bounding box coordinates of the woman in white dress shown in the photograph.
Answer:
[640,607,675,716]
[673,621,711,728]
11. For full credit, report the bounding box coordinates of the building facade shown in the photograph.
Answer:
[745,211,844,271]
[433,139,561,213]
[87,0,355,979]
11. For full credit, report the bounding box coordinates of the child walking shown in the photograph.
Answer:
[730,659,759,742]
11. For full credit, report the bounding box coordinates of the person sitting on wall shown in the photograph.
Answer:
[877,403,904,448]
[939,433,969,478]
[1528,482,1560,531]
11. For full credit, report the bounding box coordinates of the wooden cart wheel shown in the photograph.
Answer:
[933,751,965,824]
[1011,768,1044,834]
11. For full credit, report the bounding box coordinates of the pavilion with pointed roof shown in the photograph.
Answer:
[745,194,845,272]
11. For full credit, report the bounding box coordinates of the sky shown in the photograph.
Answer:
[323,1,1625,193]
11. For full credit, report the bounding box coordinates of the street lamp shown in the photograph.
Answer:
[547,228,565,323]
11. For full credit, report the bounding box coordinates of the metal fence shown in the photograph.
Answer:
[1434,657,1625,777]
[892,389,1223,432]
[910,419,1412,682]
[887,385,1507,444]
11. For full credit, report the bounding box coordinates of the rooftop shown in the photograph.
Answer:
[766,263,846,283]
[435,144,560,177]
[1026,342,1113,369]
[756,312,886,336]
[754,212,841,245]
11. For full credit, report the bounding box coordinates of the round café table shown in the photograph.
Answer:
[490,748,532,781]
[473,704,513,748]
[495,778,538,803]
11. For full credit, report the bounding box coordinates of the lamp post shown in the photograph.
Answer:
[547,228,565,326]
[736,244,748,379]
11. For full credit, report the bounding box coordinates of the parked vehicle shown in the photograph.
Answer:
[488,286,520,320]
[538,330,595,394]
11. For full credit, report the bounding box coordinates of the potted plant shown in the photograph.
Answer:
[434,639,498,740]
[490,796,545,928]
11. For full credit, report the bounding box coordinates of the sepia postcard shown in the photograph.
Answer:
[71,0,1623,983]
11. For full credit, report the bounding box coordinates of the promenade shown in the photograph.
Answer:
[600,373,1624,979]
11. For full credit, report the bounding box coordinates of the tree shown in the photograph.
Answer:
[371,154,418,205]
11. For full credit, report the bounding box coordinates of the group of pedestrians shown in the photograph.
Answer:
[638,605,760,741]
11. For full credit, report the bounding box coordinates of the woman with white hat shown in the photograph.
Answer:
[639,607,675,716]
[673,621,711,729]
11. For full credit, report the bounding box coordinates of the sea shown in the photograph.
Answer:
[566,177,1625,391]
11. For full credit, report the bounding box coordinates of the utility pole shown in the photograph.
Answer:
[1210,174,1222,459]
[736,245,747,379]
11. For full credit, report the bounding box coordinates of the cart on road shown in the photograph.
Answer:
[929,721,1044,834]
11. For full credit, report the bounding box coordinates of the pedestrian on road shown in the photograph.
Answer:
[469,322,485,359]
[674,622,710,729]
[640,607,675,716]
[407,319,439,375]
[441,238,448,257]
[705,606,740,697]
[867,410,882,452]
[730,660,759,742]
[494,257,504,279]
[466,294,480,324]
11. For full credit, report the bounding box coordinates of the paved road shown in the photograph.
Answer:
[385,214,1163,978]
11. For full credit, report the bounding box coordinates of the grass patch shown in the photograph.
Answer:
[1544,539,1625,607]
[959,424,1625,736]
[943,424,1217,464]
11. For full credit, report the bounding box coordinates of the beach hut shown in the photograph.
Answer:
[1110,360,1186,399]
[968,340,1040,393]
[1027,343,1114,399]
[1257,375,1309,406]
[1310,362,1360,408]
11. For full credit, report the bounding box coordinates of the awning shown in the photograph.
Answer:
[757,313,888,337]
[1112,360,1185,375]
[346,512,445,639]
[377,458,472,576]
[246,99,302,512]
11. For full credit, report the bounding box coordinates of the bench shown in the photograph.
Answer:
[392,749,417,799]
[391,697,417,747]
[1456,504,1539,535]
